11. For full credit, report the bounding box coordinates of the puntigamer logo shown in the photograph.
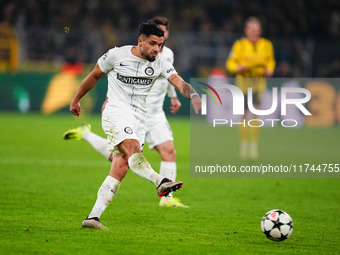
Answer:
[199,83,312,128]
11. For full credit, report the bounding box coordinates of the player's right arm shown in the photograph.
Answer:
[168,74,201,114]
[226,40,248,74]
[159,57,201,114]
[71,49,116,116]
[70,63,105,116]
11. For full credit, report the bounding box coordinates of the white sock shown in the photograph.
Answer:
[128,153,163,187]
[88,175,120,219]
[82,132,111,160]
[160,161,176,200]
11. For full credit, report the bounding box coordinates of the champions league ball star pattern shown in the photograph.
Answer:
[261,209,293,241]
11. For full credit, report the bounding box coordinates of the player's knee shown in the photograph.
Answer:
[162,147,176,162]
[127,143,141,158]
[170,148,176,160]
[119,139,141,158]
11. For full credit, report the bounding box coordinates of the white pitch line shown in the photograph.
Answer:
[0,158,110,167]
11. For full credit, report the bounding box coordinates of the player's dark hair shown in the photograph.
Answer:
[138,22,164,38]
[147,17,169,31]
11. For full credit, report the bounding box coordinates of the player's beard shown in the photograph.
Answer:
[145,55,156,62]
[144,53,156,62]
[141,49,157,62]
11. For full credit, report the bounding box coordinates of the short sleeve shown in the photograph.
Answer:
[98,48,116,73]
[160,60,177,80]
[166,49,174,65]
[161,47,174,65]
[167,83,177,98]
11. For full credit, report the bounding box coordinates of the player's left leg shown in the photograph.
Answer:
[155,141,189,208]
[249,116,260,160]
[239,94,249,160]
[238,113,249,160]
[239,92,261,160]
[248,93,261,160]
[239,117,260,160]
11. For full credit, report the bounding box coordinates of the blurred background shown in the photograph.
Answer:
[0,0,340,117]
[1,2,340,253]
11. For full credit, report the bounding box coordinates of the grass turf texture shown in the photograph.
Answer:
[0,112,339,255]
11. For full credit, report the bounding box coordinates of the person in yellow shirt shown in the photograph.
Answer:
[226,17,275,160]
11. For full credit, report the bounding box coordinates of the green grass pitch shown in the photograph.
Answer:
[0,112,339,254]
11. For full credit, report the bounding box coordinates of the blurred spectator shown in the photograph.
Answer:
[1,0,339,38]
[274,61,293,78]
[328,59,340,78]
[0,0,339,76]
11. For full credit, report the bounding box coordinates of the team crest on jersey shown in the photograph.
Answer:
[124,127,133,134]
[145,67,154,76]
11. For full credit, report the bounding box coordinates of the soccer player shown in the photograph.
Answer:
[69,22,201,229]
[226,17,275,160]
[64,17,188,208]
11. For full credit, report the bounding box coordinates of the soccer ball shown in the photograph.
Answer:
[261,209,293,241]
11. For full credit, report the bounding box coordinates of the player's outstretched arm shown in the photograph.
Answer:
[168,74,201,114]
[70,63,105,116]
